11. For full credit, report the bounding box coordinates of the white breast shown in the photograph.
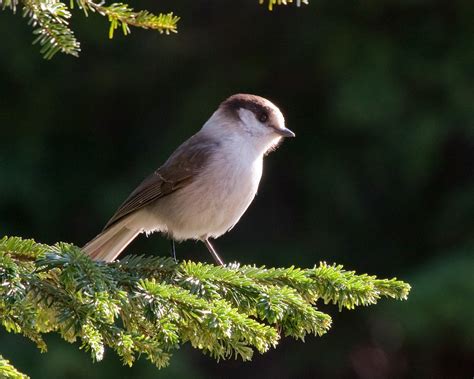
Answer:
[141,132,264,241]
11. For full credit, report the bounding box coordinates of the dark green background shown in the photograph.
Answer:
[1,0,473,377]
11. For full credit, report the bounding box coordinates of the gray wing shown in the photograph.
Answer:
[103,132,218,230]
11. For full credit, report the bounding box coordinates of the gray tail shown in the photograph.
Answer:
[83,219,140,262]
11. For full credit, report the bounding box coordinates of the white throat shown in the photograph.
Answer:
[202,109,283,158]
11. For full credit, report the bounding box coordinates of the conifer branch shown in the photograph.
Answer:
[1,0,19,12]
[0,236,410,376]
[1,0,307,59]
[259,0,309,11]
[82,3,179,39]
[22,0,80,59]
[71,0,179,39]
[0,355,28,379]
[0,0,178,58]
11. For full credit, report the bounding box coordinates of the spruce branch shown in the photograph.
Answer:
[0,236,410,375]
[22,0,80,59]
[71,0,179,39]
[0,355,29,379]
[0,0,177,59]
[1,0,307,59]
[1,0,19,12]
[259,0,309,11]
[83,3,179,39]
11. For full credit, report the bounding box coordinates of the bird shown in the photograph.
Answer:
[83,94,295,265]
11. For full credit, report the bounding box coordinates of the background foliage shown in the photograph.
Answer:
[0,0,473,377]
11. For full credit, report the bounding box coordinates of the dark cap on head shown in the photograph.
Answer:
[220,94,276,120]
[220,93,294,138]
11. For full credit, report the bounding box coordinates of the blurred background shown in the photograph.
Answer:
[1,0,473,377]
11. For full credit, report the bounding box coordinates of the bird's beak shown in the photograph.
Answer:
[275,127,295,138]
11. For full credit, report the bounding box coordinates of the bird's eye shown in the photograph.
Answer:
[258,112,268,123]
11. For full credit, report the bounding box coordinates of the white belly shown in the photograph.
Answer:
[138,152,263,241]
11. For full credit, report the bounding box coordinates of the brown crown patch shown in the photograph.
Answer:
[220,94,274,120]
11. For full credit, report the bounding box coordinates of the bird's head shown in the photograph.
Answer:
[204,94,295,155]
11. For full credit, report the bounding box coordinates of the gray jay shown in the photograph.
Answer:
[83,94,295,264]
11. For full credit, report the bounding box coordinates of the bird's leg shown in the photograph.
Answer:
[170,239,177,263]
[203,239,224,266]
